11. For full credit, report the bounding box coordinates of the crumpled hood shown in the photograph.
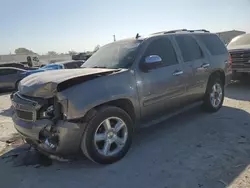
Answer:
[18,68,117,98]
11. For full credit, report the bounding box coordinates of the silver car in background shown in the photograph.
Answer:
[0,67,26,91]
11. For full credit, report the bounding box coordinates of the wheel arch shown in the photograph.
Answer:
[72,98,137,126]
[92,98,136,123]
[208,69,225,86]
[15,79,21,90]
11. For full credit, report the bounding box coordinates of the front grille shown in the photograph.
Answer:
[16,109,34,121]
[12,92,41,121]
[230,50,250,64]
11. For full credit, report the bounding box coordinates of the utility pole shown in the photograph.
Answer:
[113,35,116,42]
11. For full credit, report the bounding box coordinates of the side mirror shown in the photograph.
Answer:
[141,55,162,71]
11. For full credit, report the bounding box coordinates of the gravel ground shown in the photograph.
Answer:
[0,82,250,188]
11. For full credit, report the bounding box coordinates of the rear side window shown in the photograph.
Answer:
[175,35,203,62]
[197,34,227,55]
[142,37,178,66]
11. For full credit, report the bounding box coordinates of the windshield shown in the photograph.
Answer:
[81,40,142,69]
[227,34,250,48]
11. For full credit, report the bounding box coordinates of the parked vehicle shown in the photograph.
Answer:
[227,33,250,80]
[23,60,85,76]
[0,62,38,70]
[72,52,92,61]
[0,67,26,91]
[0,62,25,69]
[11,29,231,164]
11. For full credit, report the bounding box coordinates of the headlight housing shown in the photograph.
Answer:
[40,105,54,118]
[58,99,68,120]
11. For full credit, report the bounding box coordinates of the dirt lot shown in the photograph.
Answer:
[0,82,250,188]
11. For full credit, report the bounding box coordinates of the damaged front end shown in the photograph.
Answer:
[11,92,82,157]
[11,68,120,157]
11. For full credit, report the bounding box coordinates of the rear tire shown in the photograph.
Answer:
[81,106,133,164]
[203,75,224,112]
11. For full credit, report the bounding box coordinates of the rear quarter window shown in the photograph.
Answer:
[197,34,227,55]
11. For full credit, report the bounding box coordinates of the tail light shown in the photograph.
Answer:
[228,54,232,72]
[229,54,232,66]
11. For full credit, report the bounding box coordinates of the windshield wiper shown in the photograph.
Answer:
[81,66,107,68]
[92,66,107,68]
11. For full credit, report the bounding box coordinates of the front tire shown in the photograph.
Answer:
[203,76,224,112]
[81,106,133,164]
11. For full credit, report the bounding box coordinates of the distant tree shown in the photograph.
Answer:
[93,45,100,52]
[68,50,77,56]
[15,48,35,54]
[47,51,58,56]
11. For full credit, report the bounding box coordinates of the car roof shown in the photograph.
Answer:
[108,29,214,45]
[0,67,25,71]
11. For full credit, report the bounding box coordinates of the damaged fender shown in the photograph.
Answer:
[57,69,141,121]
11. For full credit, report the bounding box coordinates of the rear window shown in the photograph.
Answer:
[175,35,203,62]
[197,34,227,55]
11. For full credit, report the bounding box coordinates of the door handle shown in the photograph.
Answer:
[173,70,183,76]
[201,63,210,69]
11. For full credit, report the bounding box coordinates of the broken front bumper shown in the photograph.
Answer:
[12,114,83,156]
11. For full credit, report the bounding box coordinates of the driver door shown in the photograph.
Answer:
[136,36,186,122]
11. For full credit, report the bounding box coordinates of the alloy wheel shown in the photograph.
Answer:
[94,117,128,157]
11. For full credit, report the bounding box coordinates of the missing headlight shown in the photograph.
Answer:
[40,105,54,118]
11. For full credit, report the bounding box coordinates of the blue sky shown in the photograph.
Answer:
[1,0,250,55]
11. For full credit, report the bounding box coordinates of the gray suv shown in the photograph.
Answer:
[11,29,232,164]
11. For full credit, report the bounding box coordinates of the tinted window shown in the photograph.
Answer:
[143,38,178,66]
[64,62,77,69]
[0,69,18,75]
[175,35,203,62]
[197,34,227,55]
[73,61,84,68]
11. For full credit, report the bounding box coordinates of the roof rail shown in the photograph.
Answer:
[151,29,210,35]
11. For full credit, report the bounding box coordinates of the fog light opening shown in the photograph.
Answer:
[39,126,59,151]
[45,138,57,149]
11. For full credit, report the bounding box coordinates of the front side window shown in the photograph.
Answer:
[142,37,178,66]
[82,40,142,69]
[175,35,203,62]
